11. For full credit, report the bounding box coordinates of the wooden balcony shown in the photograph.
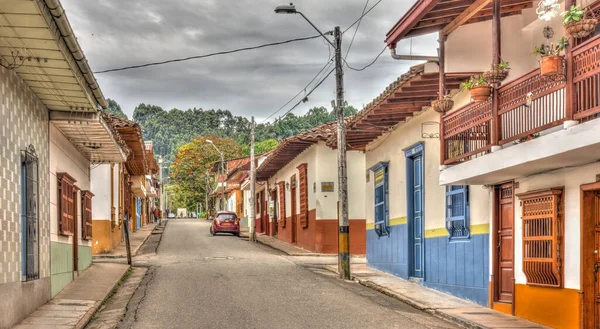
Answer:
[442,35,600,165]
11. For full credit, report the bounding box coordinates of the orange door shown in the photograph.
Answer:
[496,183,514,304]
[582,185,600,328]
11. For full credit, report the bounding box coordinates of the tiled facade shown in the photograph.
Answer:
[0,66,51,327]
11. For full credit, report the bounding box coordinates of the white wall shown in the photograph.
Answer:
[365,109,489,229]
[511,161,600,290]
[91,164,110,220]
[49,124,91,246]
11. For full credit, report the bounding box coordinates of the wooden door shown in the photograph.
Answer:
[582,184,600,329]
[411,153,424,278]
[291,175,297,243]
[495,183,514,304]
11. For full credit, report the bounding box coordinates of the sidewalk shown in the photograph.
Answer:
[13,263,130,329]
[325,263,550,329]
[93,222,158,259]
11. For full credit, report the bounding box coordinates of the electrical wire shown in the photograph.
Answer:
[344,45,387,71]
[275,68,335,120]
[345,0,370,60]
[94,35,323,74]
[343,0,384,34]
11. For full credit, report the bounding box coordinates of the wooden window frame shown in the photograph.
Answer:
[81,190,94,240]
[370,162,390,237]
[445,185,470,241]
[297,163,308,228]
[57,172,77,236]
[278,181,286,228]
[516,187,564,288]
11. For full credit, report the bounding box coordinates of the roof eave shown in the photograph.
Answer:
[385,0,441,47]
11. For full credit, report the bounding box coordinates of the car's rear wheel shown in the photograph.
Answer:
[210,227,216,236]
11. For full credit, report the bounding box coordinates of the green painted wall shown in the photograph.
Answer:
[78,245,92,271]
[50,241,73,296]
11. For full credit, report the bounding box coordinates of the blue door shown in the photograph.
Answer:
[136,198,142,229]
[405,143,424,279]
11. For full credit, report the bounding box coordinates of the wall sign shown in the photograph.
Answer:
[321,182,334,192]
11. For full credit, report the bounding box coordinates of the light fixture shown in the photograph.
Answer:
[274,3,297,14]
[206,139,213,144]
[536,0,560,21]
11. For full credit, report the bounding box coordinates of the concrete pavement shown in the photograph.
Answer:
[13,263,130,329]
[93,223,159,259]
[115,218,457,329]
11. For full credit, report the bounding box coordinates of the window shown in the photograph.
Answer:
[517,187,564,287]
[57,172,77,236]
[297,163,308,228]
[81,191,94,240]
[445,185,470,241]
[370,162,389,237]
[278,181,286,228]
[21,145,39,281]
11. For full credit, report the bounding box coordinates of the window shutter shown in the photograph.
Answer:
[297,163,308,228]
[445,185,470,240]
[81,191,94,240]
[278,181,286,228]
[370,162,389,237]
[57,173,76,236]
[517,187,564,287]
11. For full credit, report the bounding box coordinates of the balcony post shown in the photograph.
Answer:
[491,0,501,146]
[565,0,575,121]
[439,31,447,165]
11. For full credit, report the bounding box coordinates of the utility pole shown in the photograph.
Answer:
[334,26,350,281]
[205,170,209,219]
[220,154,225,211]
[158,156,164,225]
[249,116,256,242]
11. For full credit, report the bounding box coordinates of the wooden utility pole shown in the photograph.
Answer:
[249,116,257,242]
[334,26,350,280]
[205,170,209,218]
[124,216,132,265]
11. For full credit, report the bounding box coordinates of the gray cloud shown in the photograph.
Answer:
[61,0,437,120]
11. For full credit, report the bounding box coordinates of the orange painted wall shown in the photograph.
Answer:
[92,220,122,254]
[514,284,579,329]
[276,208,366,254]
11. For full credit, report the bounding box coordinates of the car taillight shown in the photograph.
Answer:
[215,219,220,225]
[235,219,239,225]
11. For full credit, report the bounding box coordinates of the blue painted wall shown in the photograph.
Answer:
[366,224,409,279]
[423,234,489,306]
[367,225,489,306]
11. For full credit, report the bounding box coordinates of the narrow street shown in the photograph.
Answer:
[110,219,456,329]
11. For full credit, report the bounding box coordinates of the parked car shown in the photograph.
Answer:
[210,211,240,236]
[167,212,176,219]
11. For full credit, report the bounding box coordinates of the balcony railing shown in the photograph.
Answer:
[441,35,600,165]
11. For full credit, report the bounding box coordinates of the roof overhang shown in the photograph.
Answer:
[334,63,478,150]
[102,114,148,175]
[385,0,533,47]
[256,122,336,180]
[0,0,107,112]
[50,110,128,163]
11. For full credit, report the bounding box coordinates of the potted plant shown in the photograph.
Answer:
[483,60,510,85]
[533,37,568,76]
[431,94,454,113]
[461,75,491,102]
[562,5,598,38]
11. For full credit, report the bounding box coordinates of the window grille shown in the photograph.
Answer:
[370,162,389,237]
[297,163,308,228]
[21,145,39,281]
[445,185,470,240]
[278,181,286,228]
[517,187,564,287]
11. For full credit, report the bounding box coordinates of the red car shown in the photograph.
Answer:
[210,211,240,236]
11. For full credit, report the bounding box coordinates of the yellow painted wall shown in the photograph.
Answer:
[514,284,579,329]
[92,220,122,254]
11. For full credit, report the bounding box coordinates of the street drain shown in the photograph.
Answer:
[204,256,234,260]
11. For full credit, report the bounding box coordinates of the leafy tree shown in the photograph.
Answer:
[241,138,278,156]
[102,98,128,119]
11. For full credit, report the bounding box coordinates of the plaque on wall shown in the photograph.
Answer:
[321,182,334,192]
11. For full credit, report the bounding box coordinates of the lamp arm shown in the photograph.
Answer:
[297,11,336,49]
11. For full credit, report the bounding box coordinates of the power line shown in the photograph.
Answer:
[276,68,335,120]
[94,35,323,74]
[345,0,370,60]
[343,0,384,34]
[344,46,387,71]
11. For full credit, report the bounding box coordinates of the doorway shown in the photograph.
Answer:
[405,143,424,279]
[291,175,297,243]
[581,182,600,328]
[492,182,514,312]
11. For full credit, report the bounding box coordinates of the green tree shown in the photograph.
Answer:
[102,98,128,119]
[241,138,278,156]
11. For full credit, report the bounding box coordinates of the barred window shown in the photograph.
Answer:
[370,162,389,237]
[21,145,39,281]
[445,185,470,241]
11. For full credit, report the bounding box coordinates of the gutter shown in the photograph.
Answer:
[41,0,108,108]
[390,48,438,62]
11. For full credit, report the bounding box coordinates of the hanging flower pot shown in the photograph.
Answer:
[565,18,598,38]
[470,86,492,102]
[431,98,454,113]
[540,55,563,76]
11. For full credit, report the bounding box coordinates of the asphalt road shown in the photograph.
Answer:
[120,219,456,329]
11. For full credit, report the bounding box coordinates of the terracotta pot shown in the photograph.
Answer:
[483,68,509,85]
[540,55,563,76]
[565,18,598,38]
[469,86,492,102]
[431,99,454,113]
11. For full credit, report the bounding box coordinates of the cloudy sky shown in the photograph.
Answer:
[61,0,437,121]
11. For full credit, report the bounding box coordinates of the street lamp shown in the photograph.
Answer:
[206,140,226,212]
[274,3,351,280]
[158,156,164,224]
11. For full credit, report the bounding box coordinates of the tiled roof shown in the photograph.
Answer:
[102,113,148,175]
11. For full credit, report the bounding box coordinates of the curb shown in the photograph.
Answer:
[321,265,482,329]
[246,235,365,258]
[94,222,167,259]
[74,265,132,329]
